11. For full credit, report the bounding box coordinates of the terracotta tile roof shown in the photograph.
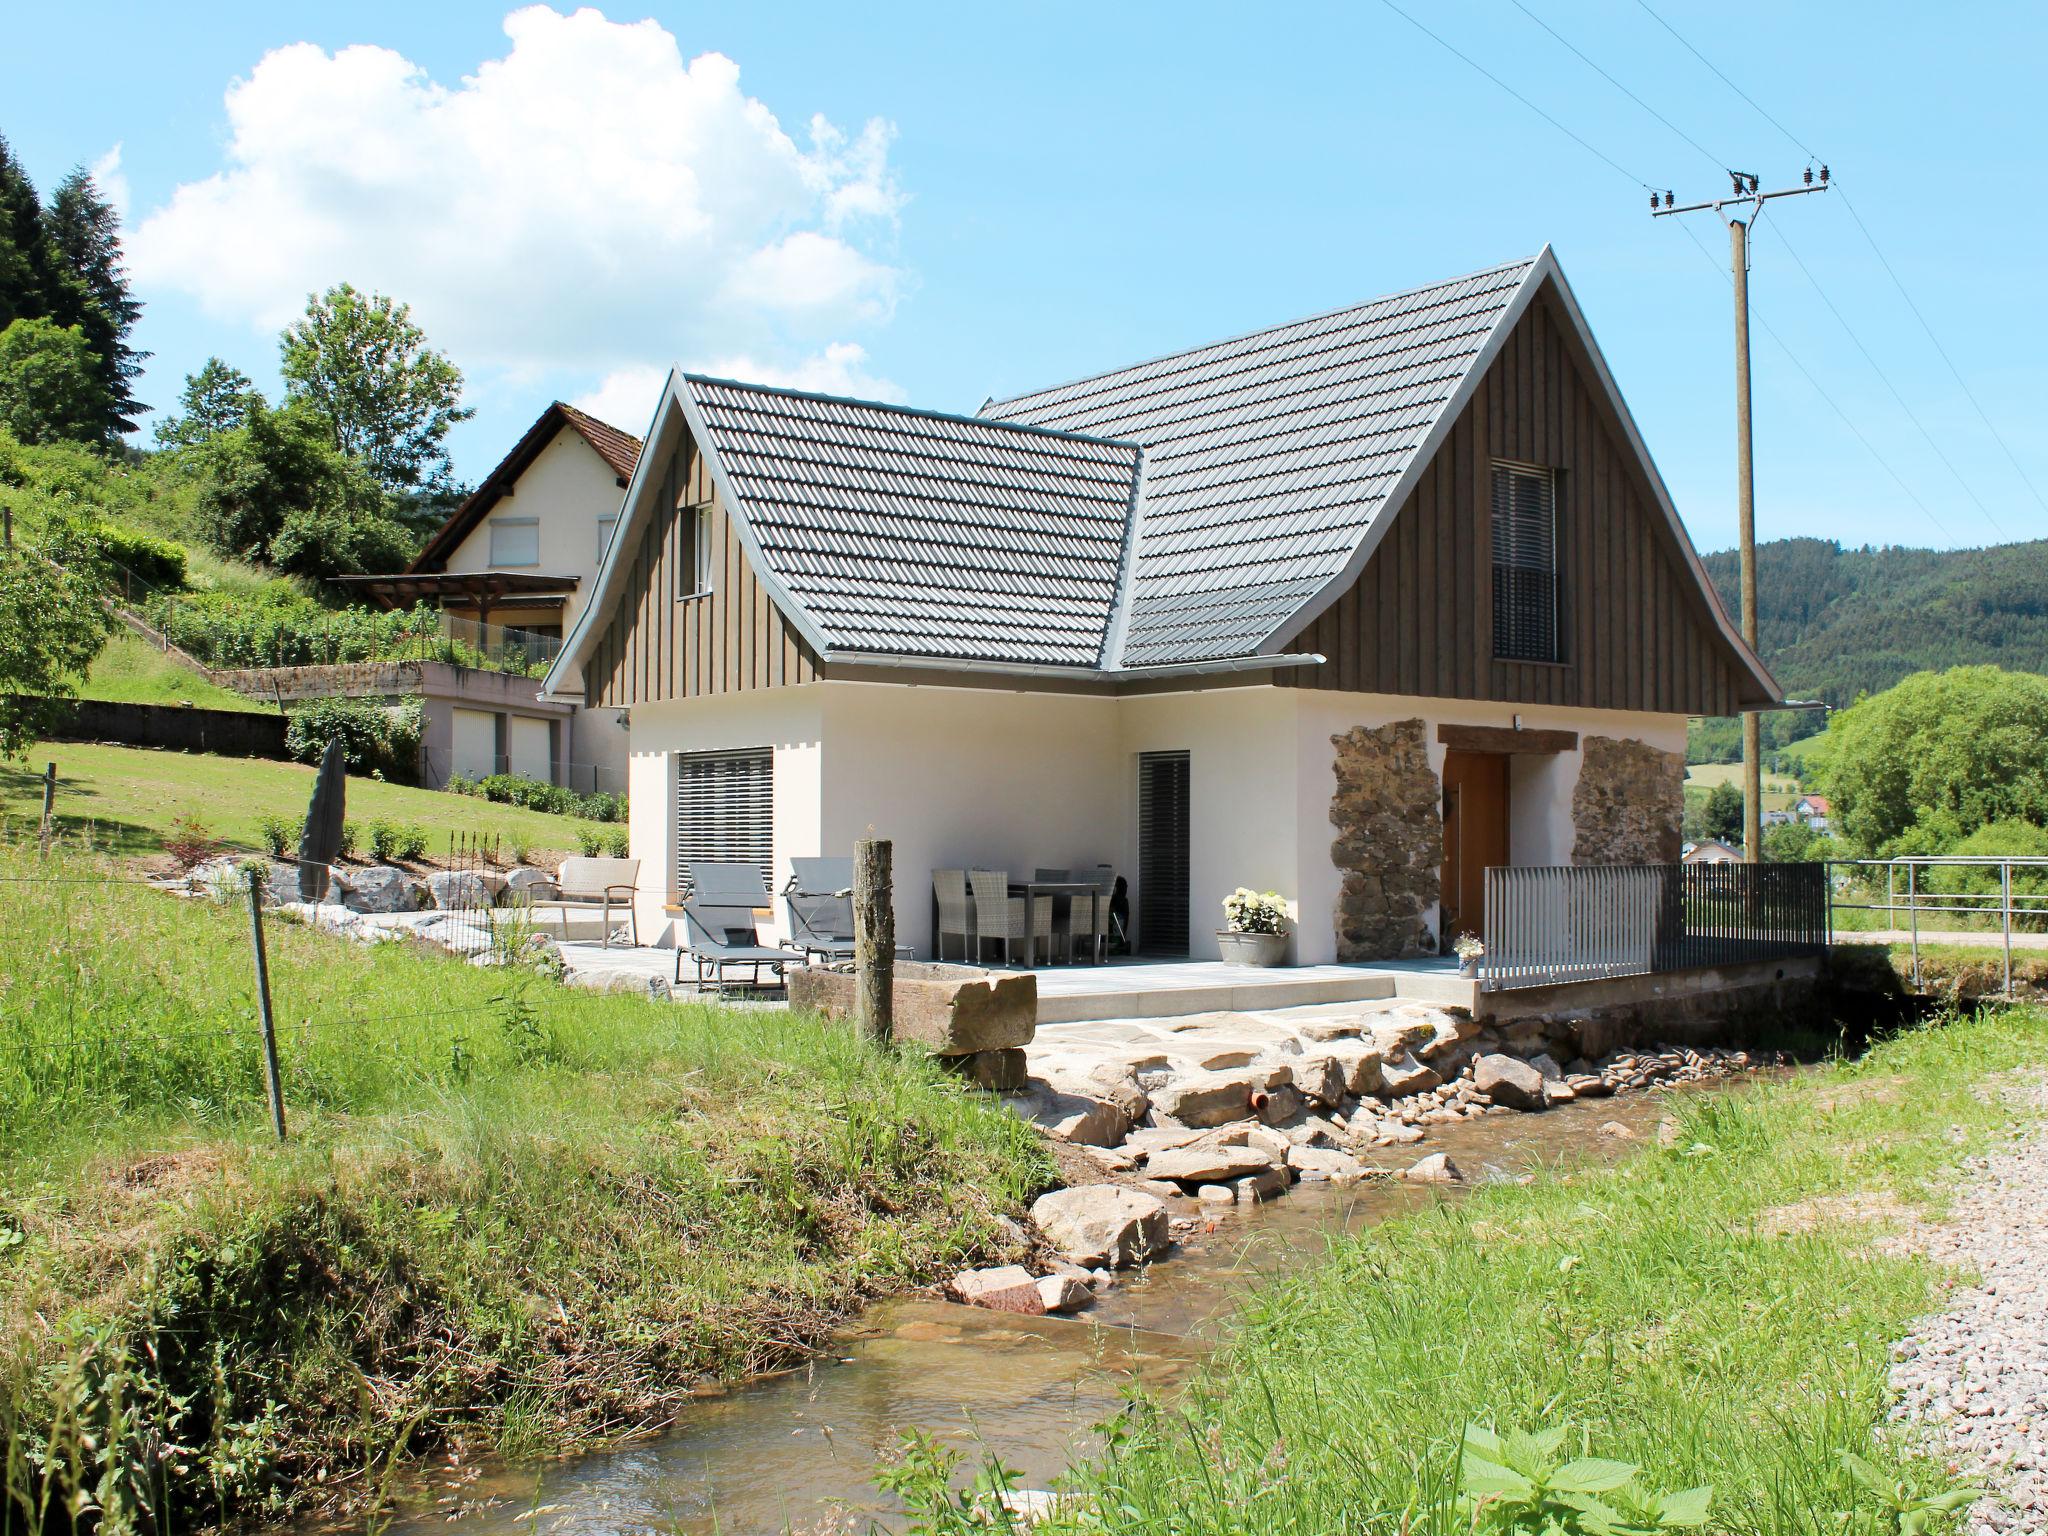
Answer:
[557,401,643,480]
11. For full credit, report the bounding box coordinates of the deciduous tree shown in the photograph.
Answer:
[0,515,114,758]
[0,317,112,445]
[153,357,263,449]
[279,284,472,491]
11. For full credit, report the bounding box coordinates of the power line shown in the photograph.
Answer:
[1507,0,1725,176]
[1630,0,2048,526]
[1373,0,1658,191]
[1629,0,1820,161]
[1765,219,2006,540]
[1672,217,1952,543]
[1833,188,2048,523]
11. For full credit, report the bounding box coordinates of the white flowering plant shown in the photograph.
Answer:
[1222,887,1291,935]
[1453,932,1486,962]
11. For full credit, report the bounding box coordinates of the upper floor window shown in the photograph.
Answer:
[1491,461,1559,663]
[678,501,713,599]
[489,517,540,568]
[596,515,618,563]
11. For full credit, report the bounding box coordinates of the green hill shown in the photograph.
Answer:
[1689,537,2048,762]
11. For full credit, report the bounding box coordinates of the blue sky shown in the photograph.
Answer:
[9,1,2043,555]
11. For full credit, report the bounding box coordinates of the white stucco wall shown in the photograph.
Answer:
[622,678,1686,962]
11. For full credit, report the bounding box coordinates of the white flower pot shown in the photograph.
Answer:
[1217,929,1287,967]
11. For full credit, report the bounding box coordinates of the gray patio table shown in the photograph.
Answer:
[1009,879,1106,965]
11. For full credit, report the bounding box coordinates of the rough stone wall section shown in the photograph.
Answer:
[1330,719,1442,960]
[1572,735,1685,866]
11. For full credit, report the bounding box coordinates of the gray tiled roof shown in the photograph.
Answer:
[985,258,1536,666]
[684,378,1140,666]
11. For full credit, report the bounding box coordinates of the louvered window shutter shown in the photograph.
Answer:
[1137,751,1191,955]
[673,748,774,894]
[1491,463,1560,662]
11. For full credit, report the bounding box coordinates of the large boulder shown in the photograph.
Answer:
[1292,1054,1348,1108]
[1144,1143,1278,1184]
[426,870,492,911]
[1016,1086,1131,1148]
[1030,1185,1170,1269]
[1378,1052,1442,1099]
[1368,1014,1441,1058]
[1403,1152,1464,1183]
[951,1265,1045,1314]
[1474,1052,1548,1112]
[341,864,426,914]
[1150,1069,1258,1128]
[1287,1144,1367,1181]
[501,866,555,901]
[1044,1065,1149,1122]
[1416,1012,1480,1062]
[1321,1039,1386,1096]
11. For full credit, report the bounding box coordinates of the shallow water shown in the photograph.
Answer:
[370,1090,1683,1534]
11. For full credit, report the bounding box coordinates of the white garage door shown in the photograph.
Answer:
[451,708,498,780]
[508,716,552,782]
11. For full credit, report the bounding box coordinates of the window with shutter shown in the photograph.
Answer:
[673,748,773,894]
[1491,462,1560,663]
[1137,750,1191,955]
[489,517,541,568]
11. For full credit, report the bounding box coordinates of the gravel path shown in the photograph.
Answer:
[1888,1079,2048,1532]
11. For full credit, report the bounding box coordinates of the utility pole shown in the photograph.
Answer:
[1652,166,1829,862]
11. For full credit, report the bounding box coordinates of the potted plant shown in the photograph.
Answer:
[1218,888,1291,967]
[1453,931,1485,979]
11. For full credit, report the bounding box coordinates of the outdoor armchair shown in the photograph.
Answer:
[934,869,974,961]
[968,868,1053,967]
[524,856,640,948]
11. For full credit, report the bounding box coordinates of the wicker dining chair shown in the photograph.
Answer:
[1069,867,1113,964]
[967,868,1053,966]
[933,868,974,961]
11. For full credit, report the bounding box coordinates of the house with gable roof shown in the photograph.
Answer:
[542,249,1782,962]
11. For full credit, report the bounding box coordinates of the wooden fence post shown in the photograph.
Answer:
[38,761,56,850]
[245,869,288,1141]
[853,837,895,1043]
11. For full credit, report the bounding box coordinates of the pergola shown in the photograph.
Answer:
[331,571,579,631]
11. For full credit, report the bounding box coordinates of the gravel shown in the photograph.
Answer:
[1888,1080,2048,1532]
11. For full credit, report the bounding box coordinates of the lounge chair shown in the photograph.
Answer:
[676,899,789,995]
[524,856,640,947]
[688,861,772,901]
[784,856,856,964]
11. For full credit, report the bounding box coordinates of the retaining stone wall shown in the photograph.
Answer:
[1330,718,1441,960]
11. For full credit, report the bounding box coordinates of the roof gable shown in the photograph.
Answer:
[411,400,642,573]
[986,258,1537,665]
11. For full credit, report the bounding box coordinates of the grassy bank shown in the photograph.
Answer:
[80,631,272,712]
[0,740,593,859]
[0,843,1050,1528]
[926,1007,2048,1534]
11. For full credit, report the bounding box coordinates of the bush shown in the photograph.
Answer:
[145,590,440,670]
[94,522,188,593]
[256,812,300,857]
[448,771,624,823]
[1923,819,2048,932]
[603,827,629,858]
[283,694,422,780]
[162,813,217,871]
[574,825,605,857]
[366,819,429,862]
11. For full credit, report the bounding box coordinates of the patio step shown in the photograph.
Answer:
[1381,969,1484,1009]
[1035,969,1398,1025]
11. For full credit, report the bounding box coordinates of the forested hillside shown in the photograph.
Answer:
[1689,537,2048,762]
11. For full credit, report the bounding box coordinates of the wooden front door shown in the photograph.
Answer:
[1440,750,1509,944]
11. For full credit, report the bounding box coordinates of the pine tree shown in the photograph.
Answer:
[0,133,54,329]
[46,167,146,434]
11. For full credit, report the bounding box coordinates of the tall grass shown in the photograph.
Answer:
[0,841,1050,1529]
[914,1008,2048,1535]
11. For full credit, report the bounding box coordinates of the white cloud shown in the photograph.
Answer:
[570,341,903,432]
[88,145,129,221]
[130,6,906,385]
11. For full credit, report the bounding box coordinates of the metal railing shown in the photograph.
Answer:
[1826,856,2048,996]
[1481,861,1829,992]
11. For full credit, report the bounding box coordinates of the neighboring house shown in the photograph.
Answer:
[1762,807,1794,828]
[1683,839,1743,865]
[344,401,645,794]
[1792,794,1832,832]
[542,248,1782,960]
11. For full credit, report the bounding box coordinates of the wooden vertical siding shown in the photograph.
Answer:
[584,429,820,707]
[1278,283,1750,715]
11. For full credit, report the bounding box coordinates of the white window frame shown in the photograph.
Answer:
[596,514,618,563]
[489,516,541,569]
[678,500,714,601]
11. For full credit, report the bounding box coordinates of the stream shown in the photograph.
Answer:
[374,1089,1685,1534]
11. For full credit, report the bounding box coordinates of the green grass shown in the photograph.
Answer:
[0,739,595,859]
[946,1007,2048,1535]
[0,840,1050,1528]
[78,630,272,712]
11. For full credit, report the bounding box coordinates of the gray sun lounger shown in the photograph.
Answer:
[676,898,789,995]
[784,856,856,963]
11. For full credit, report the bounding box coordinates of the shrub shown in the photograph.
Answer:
[1923,819,2048,932]
[337,821,359,860]
[574,825,605,857]
[94,523,188,593]
[581,790,626,824]
[448,771,625,823]
[284,694,422,780]
[255,812,300,857]
[144,590,440,670]
[602,826,629,858]
[366,819,429,863]
[162,813,217,870]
